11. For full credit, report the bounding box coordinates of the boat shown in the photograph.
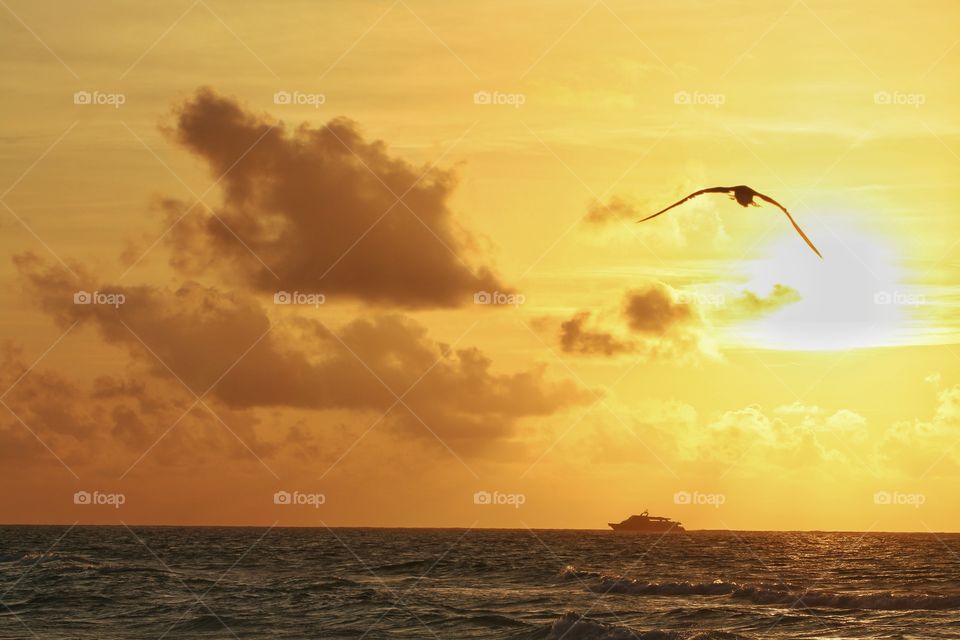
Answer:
[608,510,685,533]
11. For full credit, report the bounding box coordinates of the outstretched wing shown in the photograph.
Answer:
[755,192,823,258]
[637,186,732,223]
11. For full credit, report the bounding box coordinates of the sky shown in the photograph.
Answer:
[1,0,958,531]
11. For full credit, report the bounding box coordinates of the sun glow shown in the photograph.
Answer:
[732,213,923,351]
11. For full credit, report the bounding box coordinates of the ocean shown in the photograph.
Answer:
[1,526,959,639]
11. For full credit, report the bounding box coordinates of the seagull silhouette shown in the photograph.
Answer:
[638,185,822,258]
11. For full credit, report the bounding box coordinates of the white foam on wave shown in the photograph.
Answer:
[560,564,603,580]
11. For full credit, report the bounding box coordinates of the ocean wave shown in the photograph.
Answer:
[170,613,240,633]
[548,612,748,640]
[587,577,960,611]
[318,576,366,589]
[94,564,181,576]
[0,551,172,577]
[373,556,498,576]
[460,612,532,628]
[591,577,744,597]
[0,550,92,565]
[372,558,433,573]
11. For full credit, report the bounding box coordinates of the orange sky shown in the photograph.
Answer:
[1,0,959,531]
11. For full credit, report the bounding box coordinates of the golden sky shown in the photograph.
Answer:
[1,0,958,531]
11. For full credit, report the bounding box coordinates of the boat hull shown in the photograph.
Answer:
[608,522,685,533]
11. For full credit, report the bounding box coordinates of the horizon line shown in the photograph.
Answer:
[2,522,958,535]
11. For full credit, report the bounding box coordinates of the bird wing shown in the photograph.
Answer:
[754,191,823,258]
[637,186,732,223]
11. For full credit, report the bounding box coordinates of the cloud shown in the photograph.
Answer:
[880,384,960,475]
[583,196,637,225]
[5,87,591,472]
[649,384,960,478]
[160,88,507,308]
[559,312,633,356]
[557,282,801,361]
[622,283,698,334]
[0,341,274,473]
[678,403,871,473]
[582,192,727,252]
[16,255,586,452]
[554,396,874,477]
[723,284,801,318]
[559,281,711,360]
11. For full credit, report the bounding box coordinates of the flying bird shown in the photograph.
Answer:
[638,185,822,258]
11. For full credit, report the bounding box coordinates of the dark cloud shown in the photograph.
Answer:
[558,282,708,360]
[583,196,637,225]
[16,255,586,451]
[622,283,698,334]
[0,341,273,473]
[558,282,802,360]
[5,87,591,472]
[161,88,507,308]
[560,312,632,356]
